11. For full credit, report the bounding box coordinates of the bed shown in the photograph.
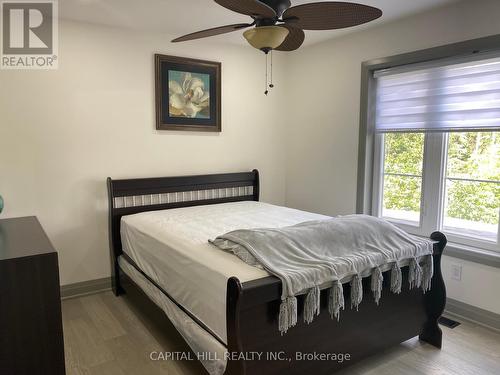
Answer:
[107,170,447,375]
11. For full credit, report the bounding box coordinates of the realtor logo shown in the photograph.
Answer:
[1,0,58,69]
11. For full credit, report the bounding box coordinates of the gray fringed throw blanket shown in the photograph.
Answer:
[210,215,434,335]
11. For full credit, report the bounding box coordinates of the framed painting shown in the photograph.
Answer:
[155,54,221,132]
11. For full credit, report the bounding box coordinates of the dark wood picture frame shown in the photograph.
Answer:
[155,54,221,132]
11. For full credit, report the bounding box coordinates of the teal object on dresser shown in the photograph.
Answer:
[0,195,3,213]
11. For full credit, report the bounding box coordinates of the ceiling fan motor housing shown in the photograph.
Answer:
[257,0,291,20]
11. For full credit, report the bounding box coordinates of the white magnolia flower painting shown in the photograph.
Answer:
[168,71,210,119]
[155,54,221,132]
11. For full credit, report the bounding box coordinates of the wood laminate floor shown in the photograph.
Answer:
[63,291,500,375]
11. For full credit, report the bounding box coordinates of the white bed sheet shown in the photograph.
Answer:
[120,201,329,344]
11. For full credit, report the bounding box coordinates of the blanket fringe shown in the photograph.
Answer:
[371,267,383,305]
[304,286,321,324]
[328,280,344,321]
[350,274,363,310]
[421,254,433,293]
[391,261,402,294]
[409,257,422,289]
[279,255,433,334]
[278,296,297,335]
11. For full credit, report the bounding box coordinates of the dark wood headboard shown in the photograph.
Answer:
[107,169,260,295]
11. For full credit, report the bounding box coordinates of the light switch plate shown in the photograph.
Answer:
[451,264,462,281]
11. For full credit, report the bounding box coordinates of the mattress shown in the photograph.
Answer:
[120,200,329,344]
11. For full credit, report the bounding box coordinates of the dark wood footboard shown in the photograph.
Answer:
[225,232,447,375]
[419,231,447,348]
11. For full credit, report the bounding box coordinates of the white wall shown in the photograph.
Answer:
[442,255,500,315]
[284,0,500,314]
[0,20,287,286]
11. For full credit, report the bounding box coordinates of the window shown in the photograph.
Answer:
[379,132,424,225]
[370,53,500,252]
[443,132,499,242]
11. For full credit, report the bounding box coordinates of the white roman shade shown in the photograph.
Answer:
[374,53,500,133]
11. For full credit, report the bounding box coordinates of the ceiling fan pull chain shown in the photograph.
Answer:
[269,50,275,89]
[264,52,269,95]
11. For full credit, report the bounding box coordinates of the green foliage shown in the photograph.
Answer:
[383,175,421,212]
[384,133,424,175]
[446,132,499,225]
[382,132,500,226]
[446,181,498,224]
[383,133,424,213]
[447,132,499,180]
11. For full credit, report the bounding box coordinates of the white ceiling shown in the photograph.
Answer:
[60,0,459,47]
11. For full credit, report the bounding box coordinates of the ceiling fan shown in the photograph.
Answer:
[172,0,383,53]
[172,1,382,95]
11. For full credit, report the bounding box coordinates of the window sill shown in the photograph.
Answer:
[444,242,500,268]
[377,218,499,267]
[402,229,499,268]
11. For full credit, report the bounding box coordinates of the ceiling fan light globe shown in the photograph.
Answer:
[243,26,289,51]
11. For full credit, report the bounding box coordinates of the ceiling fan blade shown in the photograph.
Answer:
[275,25,305,52]
[283,2,382,30]
[172,23,253,42]
[214,0,276,18]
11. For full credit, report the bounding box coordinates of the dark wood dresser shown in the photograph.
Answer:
[0,216,66,375]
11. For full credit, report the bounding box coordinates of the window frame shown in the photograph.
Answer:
[357,34,500,265]
[372,132,500,252]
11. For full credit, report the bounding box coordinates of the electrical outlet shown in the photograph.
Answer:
[451,264,462,281]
